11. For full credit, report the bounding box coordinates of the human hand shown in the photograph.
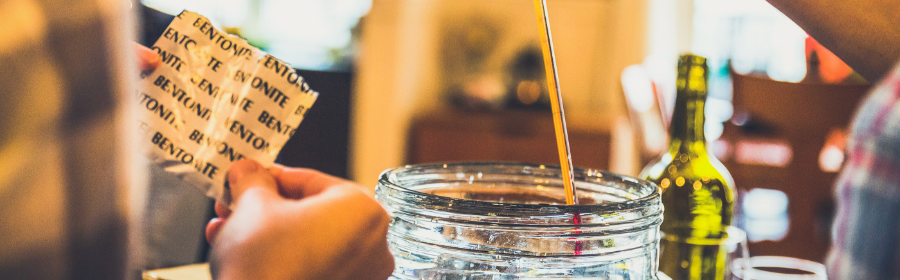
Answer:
[205,160,394,280]
[136,43,160,72]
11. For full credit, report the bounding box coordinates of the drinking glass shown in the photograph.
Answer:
[731,256,827,280]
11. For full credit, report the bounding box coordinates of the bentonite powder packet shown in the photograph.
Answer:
[137,10,318,205]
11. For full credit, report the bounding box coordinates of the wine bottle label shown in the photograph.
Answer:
[137,10,319,206]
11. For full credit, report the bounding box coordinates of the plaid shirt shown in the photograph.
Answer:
[828,62,900,279]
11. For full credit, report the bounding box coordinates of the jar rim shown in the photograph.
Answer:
[377,162,663,258]
[377,161,661,217]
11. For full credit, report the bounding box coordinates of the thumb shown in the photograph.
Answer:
[227,160,280,207]
[135,43,160,71]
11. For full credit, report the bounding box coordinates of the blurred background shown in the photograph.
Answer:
[139,0,870,270]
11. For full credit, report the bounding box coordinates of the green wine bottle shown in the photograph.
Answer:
[640,54,736,280]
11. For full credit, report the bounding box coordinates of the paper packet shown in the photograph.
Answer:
[137,10,318,205]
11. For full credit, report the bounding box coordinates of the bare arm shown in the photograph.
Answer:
[766,0,900,82]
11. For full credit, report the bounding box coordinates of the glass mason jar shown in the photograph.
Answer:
[376,162,663,279]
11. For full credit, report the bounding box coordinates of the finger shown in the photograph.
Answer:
[366,236,395,280]
[205,217,225,244]
[290,183,386,227]
[135,43,160,71]
[214,201,232,219]
[270,166,353,199]
[228,159,281,206]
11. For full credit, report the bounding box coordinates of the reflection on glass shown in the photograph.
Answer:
[742,188,789,242]
[734,140,792,167]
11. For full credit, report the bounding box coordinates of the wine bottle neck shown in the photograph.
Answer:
[668,55,709,153]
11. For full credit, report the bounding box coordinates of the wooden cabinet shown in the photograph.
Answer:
[721,74,870,262]
[407,109,611,170]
